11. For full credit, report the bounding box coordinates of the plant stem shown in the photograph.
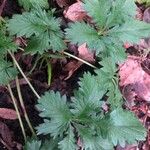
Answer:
[63,51,96,69]
[8,51,41,99]
[7,84,27,142]
[46,59,52,86]
[15,76,36,137]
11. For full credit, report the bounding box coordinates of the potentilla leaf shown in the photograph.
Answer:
[0,31,17,57]
[95,58,123,109]
[106,0,136,28]
[41,139,59,150]
[95,58,117,90]
[107,85,123,109]
[108,109,147,147]
[58,126,76,150]
[83,0,111,28]
[108,20,150,43]
[0,60,18,85]
[77,126,114,150]
[71,73,104,119]
[36,92,72,138]
[66,0,149,56]
[100,43,127,64]
[18,0,49,11]
[78,72,104,103]
[8,7,66,54]
[66,22,105,53]
[24,139,41,150]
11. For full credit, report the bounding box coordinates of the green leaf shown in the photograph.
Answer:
[24,139,41,150]
[78,73,104,104]
[108,20,150,43]
[58,126,76,150]
[41,139,59,150]
[8,7,66,54]
[108,109,147,147]
[78,126,114,150]
[95,58,117,90]
[106,0,136,28]
[66,0,149,56]
[83,0,111,28]
[18,0,49,11]
[0,60,18,85]
[71,73,104,120]
[66,22,104,53]
[0,30,17,57]
[36,91,72,138]
[95,58,123,109]
[107,86,123,109]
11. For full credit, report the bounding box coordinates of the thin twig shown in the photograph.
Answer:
[7,84,27,142]
[16,77,36,137]
[8,51,41,99]
[63,51,97,69]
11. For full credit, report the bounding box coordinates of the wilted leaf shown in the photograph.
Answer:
[64,1,87,22]
[78,43,95,62]
[0,108,17,120]
[119,56,150,102]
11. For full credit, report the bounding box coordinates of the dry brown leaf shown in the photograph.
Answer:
[78,43,95,63]
[119,56,150,102]
[63,60,82,80]
[0,108,17,120]
[0,121,15,149]
[63,1,87,21]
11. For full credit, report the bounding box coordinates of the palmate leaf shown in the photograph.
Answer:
[71,73,104,120]
[24,139,41,150]
[66,22,105,53]
[108,109,147,147]
[66,0,150,55]
[0,30,17,57]
[0,60,18,85]
[77,126,114,150]
[95,58,123,109]
[78,73,104,104]
[8,7,66,54]
[58,126,76,150]
[108,20,150,43]
[41,139,59,150]
[24,139,58,150]
[83,0,136,29]
[95,58,117,89]
[83,0,111,28]
[18,0,49,11]
[106,0,136,28]
[36,92,72,138]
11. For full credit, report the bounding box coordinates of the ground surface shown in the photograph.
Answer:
[0,0,150,150]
